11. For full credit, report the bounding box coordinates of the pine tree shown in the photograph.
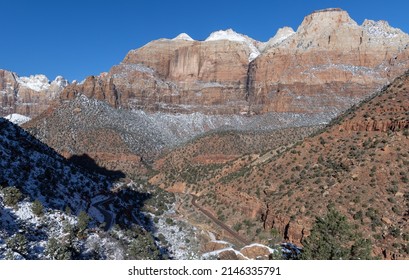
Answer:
[77,210,91,236]
[46,237,76,260]
[7,233,28,257]
[301,208,372,260]
[31,199,44,217]
[2,186,22,207]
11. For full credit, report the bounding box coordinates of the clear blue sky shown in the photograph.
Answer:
[2,0,409,82]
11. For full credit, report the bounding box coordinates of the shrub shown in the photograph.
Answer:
[7,233,28,257]
[31,199,44,217]
[2,186,22,207]
[301,208,372,260]
[77,210,91,234]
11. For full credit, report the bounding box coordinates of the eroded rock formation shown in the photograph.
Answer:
[61,9,409,116]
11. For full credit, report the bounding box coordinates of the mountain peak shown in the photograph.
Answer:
[205,29,261,61]
[16,74,50,92]
[172,33,195,41]
[298,8,357,33]
[205,28,246,42]
[264,27,295,50]
[362,19,407,39]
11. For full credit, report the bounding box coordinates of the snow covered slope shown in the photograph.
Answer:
[206,29,261,61]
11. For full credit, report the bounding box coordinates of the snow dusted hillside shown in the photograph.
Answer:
[0,117,110,259]
[0,117,201,259]
[25,94,335,167]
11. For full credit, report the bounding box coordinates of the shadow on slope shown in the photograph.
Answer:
[0,117,169,259]
[67,153,126,179]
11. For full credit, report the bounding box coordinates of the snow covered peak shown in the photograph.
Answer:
[206,28,247,42]
[172,33,194,41]
[4,113,31,125]
[16,74,69,92]
[206,29,261,62]
[52,76,69,88]
[264,27,295,50]
[17,74,50,92]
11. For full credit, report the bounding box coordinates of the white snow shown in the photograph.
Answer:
[4,114,31,125]
[51,76,69,88]
[202,248,249,260]
[205,29,261,62]
[16,75,50,92]
[16,74,68,92]
[172,33,194,41]
[362,19,404,39]
[14,201,36,222]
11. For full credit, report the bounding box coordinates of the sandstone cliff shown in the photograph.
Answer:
[0,69,68,117]
[248,9,409,114]
[60,9,409,116]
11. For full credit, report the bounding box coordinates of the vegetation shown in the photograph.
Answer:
[301,209,372,260]
[31,199,44,217]
[6,233,28,257]
[77,210,91,236]
[2,186,22,207]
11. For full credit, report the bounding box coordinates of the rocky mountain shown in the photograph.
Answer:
[248,9,409,114]
[61,9,409,117]
[23,94,328,176]
[25,9,409,176]
[0,69,68,118]
[153,71,409,259]
[5,8,409,260]
[0,117,202,260]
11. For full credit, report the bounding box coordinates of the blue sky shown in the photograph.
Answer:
[2,0,409,81]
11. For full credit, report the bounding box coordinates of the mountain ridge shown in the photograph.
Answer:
[152,71,409,259]
[59,8,409,118]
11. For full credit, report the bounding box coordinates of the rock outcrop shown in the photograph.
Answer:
[0,69,68,117]
[60,9,409,116]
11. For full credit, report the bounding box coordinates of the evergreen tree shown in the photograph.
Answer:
[301,208,372,260]
[7,233,28,257]
[2,186,22,207]
[46,237,77,260]
[77,210,91,236]
[31,199,44,217]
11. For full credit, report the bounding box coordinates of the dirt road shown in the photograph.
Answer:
[191,195,249,246]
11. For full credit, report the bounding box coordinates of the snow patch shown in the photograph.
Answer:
[52,76,69,88]
[206,29,261,62]
[202,248,249,260]
[172,33,194,41]
[3,114,31,125]
[16,75,50,92]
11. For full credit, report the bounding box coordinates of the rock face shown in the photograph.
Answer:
[63,32,253,114]
[0,70,68,117]
[60,9,409,116]
[248,8,409,114]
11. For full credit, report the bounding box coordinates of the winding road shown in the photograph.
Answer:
[92,197,115,231]
[191,195,249,246]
